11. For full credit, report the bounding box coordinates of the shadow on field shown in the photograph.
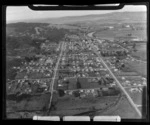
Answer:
[142,86,147,119]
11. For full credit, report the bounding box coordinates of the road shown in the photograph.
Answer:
[47,41,65,113]
[87,32,95,38]
[88,36,142,118]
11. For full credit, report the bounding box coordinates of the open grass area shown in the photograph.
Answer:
[50,95,119,116]
[99,95,141,119]
[130,43,147,61]
[113,60,147,78]
[94,27,146,41]
[125,88,143,105]
[126,61,147,77]
[79,78,100,89]
[6,93,50,114]
[7,111,41,119]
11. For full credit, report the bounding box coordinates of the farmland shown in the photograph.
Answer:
[98,96,141,119]
[130,43,147,61]
[94,23,147,41]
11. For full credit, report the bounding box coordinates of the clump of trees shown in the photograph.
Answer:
[45,28,69,43]
[30,38,45,50]
[101,50,127,57]
[24,56,40,62]
[6,93,31,102]
[76,78,81,89]
[98,76,114,86]
[132,42,137,52]
[58,89,65,97]
[73,90,80,97]
[102,87,120,96]
[6,58,24,81]
[6,23,71,84]
[6,35,43,56]
[7,22,49,34]
[6,36,20,51]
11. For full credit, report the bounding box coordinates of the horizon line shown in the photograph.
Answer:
[7,10,146,24]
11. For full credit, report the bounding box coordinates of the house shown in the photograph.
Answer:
[129,88,138,93]
[122,77,125,80]
[80,93,86,98]
[68,91,73,95]
[143,81,146,85]
[108,26,114,29]
[125,25,130,28]
[102,87,109,91]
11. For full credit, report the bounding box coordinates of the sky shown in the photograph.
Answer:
[6,5,147,23]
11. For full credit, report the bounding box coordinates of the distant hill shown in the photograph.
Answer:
[7,11,147,25]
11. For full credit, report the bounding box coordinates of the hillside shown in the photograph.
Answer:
[7,11,147,25]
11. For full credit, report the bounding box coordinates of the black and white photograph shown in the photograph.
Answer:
[5,4,148,121]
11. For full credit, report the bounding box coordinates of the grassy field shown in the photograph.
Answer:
[7,111,42,119]
[94,26,146,41]
[130,43,147,61]
[126,60,147,77]
[98,95,141,119]
[49,95,119,116]
[125,88,143,105]
[6,93,51,118]
[113,61,147,77]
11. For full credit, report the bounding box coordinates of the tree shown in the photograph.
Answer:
[31,84,39,94]
[123,50,127,56]
[106,77,114,83]
[121,63,125,68]
[100,76,105,85]
[98,80,102,85]
[58,89,65,97]
[76,78,81,89]
[116,59,120,63]
[73,90,80,97]
[50,103,57,111]
[42,105,47,112]
[132,43,137,52]
[127,33,132,37]
[132,42,136,49]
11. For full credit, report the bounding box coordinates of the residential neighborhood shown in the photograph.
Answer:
[5,7,147,119]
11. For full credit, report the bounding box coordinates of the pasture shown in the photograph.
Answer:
[94,23,147,41]
[130,43,147,61]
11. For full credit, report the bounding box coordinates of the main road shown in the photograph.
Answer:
[47,41,65,114]
[87,33,142,118]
